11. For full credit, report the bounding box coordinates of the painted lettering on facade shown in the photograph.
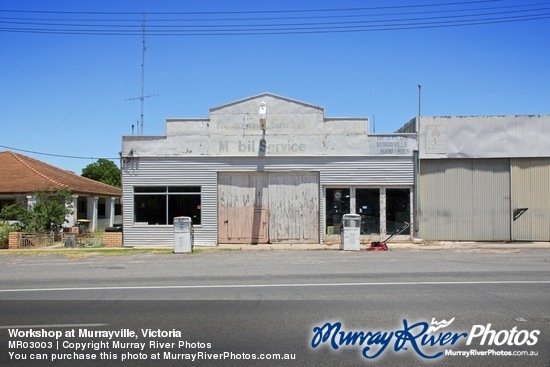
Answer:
[370,136,413,155]
[219,140,306,155]
[217,121,292,130]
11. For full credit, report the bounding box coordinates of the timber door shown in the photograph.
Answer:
[218,172,319,244]
[218,173,269,243]
[268,172,319,243]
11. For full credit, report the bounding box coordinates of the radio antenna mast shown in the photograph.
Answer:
[127,14,158,135]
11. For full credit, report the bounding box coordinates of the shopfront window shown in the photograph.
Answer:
[386,189,410,235]
[356,189,380,235]
[324,187,411,237]
[325,188,350,235]
[134,186,201,225]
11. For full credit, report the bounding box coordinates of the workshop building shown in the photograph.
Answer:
[121,93,416,246]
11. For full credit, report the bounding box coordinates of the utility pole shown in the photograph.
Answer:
[127,14,158,135]
[413,83,422,240]
[417,84,422,132]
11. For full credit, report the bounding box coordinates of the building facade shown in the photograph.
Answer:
[121,93,416,246]
[416,115,550,241]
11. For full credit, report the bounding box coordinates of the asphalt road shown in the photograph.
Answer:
[0,249,549,366]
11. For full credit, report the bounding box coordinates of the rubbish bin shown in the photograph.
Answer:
[77,219,91,234]
[340,214,361,251]
[173,216,193,253]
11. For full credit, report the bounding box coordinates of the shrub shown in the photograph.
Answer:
[0,221,11,245]
[0,189,74,234]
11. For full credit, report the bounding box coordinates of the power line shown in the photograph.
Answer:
[0,2,548,35]
[3,6,550,28]
[2,3,543,23]
[0,145,120,160]
[1,2,546,21]
[0,1,503,15]
[1,15,548,36]
[1,14,548,36]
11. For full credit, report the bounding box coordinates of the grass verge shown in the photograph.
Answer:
[0,247,239,258]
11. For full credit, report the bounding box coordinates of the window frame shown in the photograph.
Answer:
[324,186,411,237]
[133,186,202,226]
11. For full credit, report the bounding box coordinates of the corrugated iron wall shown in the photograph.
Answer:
[122,158,219,246]
[511,158,550,241]
[419,159,510,241]
[122,156,413,246]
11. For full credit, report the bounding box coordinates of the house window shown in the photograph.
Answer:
[0,199,15,211]
[77,199,87,219]
[134,186,201,225]
[114,199,122,216]
[98,198,106,218]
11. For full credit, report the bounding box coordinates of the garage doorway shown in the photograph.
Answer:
[218,172,319,244]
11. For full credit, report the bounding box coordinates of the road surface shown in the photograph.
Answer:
[0,249,548,366]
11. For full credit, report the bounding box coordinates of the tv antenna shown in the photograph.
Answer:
[127,14,158,135]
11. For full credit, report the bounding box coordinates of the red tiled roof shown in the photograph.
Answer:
[0,151,121,197]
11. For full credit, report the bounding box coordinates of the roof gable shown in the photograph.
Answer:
[209,92,324,115]
[0,151,121,197]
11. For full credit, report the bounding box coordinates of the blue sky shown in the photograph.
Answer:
[1,0,549,174]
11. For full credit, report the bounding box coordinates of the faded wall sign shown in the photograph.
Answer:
[425,125,448,154]
[369,135,415,155]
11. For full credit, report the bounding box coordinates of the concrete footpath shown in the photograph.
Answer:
[207,241,550,251]
[3,241,550,253]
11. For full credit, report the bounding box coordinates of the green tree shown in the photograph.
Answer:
[81,159,121,188]
[0,189,74,234]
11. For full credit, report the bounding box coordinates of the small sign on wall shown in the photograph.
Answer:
[369,135,414,155]
[425,125,448,154]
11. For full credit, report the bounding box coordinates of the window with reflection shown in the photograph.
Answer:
[356,189,380,235]
[134,186,201,225]
[386,189,410,235]
[325,188,350,234]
